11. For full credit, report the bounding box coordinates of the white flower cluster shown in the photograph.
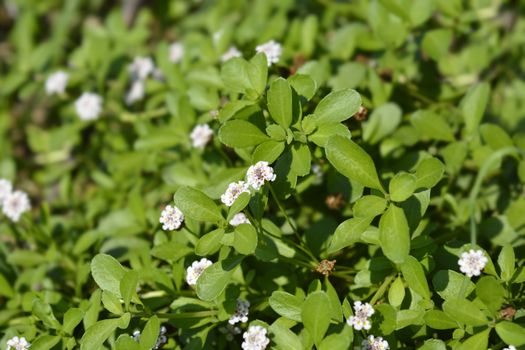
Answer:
[221,46,242,62]
[6,336,30,350]
[255,40,282,66]
[159,204,184,231]
[190,124,214,149]
[458,249,488,278]
[347,301,374,331]
[126,56,156,105]
[132,325,167,349]
[221,181,249,206]
[362,335,389,350]
[45,71,69,95]
[75,92,103,121]
[503,346,517,350]
[229,213,250,226]
[229,299,250,325]
[169,42,184,63]
[186,258,213,286]
[0,179,31,222]
[241,325,270,350]
[246,161,276,190]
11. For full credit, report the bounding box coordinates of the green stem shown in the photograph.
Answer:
[370,275,395,305]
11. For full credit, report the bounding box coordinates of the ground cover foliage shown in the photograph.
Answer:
[1,0,525,349]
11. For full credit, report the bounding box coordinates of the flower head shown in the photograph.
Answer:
[242,325,270,350]
[159,204,184,231]
[45,71,69,95]
[126,80,145,105]
[458,249,488,278]
[362,335,389,350]
[6,336,30,350]
[347,301,374,331]
[503,346,517,350]
[229,213,251,226]
[246,161,276,190]
[169,42,184,63]
[2,190,30,222]
[75,92,102,121]
[221,46,242,62]
[221,181,250,206]
[0,178,13,203]
[186,258,213,286]
[255,40,282,66]
[229,299,250,325]
[129,56,155,81]
[190,124,213,149]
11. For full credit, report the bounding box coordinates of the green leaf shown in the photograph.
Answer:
[227,193,251,220]
[480,123,514,150]
[221,57,254,94]
[102,290,123,315]
[388,276,405,307]
[318,330,353,350]
[219,119,270,148]
[418,339,447,350]
[195,228,225,256]
[456,329,490,350]
[411,110,455,142]
[379,205,410,264]
[32,298,61,329]
[460,82,491,135]
[362,103,402,144]
[301,291,332,346]
[288,74,317,100]
[421,29,453,61]
[290,143,311,176]
[267,78,293,128]
[63,308,85,335]
[248,52,268,96]
[495,321,525,346]
[80,313,131,350]
[353,195,388,218]
[269,291,304,322]
[432,270,475,300]
[442,298,488,327]
[400,255,430,299]
[269,322,303,350]
[252,140,285,163]
[116,335,141,350]
[308,123,351,147]
[476,276,505,315]
[140,315,160,350]
[326,135,383,191]
[91,254,126,298]
[312,89,361,125]
[173,186,223,223]
[120,270,139,310]
[415,157,445,189]
[325,278,343,322]
[327,216,373,254]
[233,224,258,255]
[424,310,457,329]
[389,172,417,202]
[498,245,515,282]
[196,256,243,301]
[29,335,61,350]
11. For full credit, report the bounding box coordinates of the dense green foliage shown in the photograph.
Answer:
[1,0,525,349]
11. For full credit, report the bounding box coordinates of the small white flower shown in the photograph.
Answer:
[2,190,30,222]
[75,92,102,121]
[186,258,213,286]
[458,249,488,278]
[45,71,69,95]
[169,42,184,63]
[0,178,13,204]
[229,299,250,325]
[159,204,184,231]
[503,346,517,350]
[190,124,213,149]
[229,213,251,227]
[347,301,374,331]
[221,181,250,206]
[221,46,242,62]
[362,335,389,350]
[6,336,30,350]
[255,40,282,66]
[312,164,323,185]
[129,56,155,81]
[125,80,145,105]
[242,325,270,350]
[246,161,276,190]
